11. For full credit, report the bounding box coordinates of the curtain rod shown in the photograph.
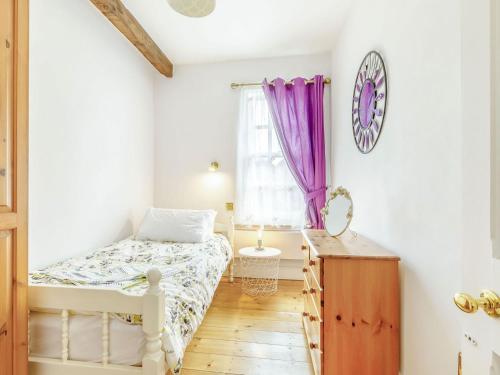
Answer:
[230,77,332,89]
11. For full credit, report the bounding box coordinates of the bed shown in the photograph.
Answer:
[27,217,234,375]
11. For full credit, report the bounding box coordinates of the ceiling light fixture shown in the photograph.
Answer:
[168,0,216,18]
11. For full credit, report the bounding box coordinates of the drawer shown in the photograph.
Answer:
[302,275,309,304]
[302,257,312,289]
[310,342,322,375]
[303,293,323,375]
[300,243,310,259]
[303,289,322,346]
[304,272,322,319]
[308,255,322,287]
[307,270,323,316]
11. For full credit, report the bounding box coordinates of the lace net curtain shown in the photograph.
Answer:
[235,88,305,227]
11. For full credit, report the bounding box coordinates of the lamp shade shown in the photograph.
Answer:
[168,0,216,18]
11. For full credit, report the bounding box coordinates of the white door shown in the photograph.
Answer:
[459,0,500,374]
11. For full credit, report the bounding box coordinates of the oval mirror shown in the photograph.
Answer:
[321,187,353,237]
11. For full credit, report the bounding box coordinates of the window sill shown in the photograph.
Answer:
[234,224,303,233]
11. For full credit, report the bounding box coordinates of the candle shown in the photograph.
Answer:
[256,225,264,250]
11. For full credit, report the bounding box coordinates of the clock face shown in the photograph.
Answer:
[352,51,387,153]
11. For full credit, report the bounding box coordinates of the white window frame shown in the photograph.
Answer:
[235,87,305,228]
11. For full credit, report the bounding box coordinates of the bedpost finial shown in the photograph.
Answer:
[147,267,162,288]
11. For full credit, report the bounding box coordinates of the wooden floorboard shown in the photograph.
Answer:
[192,326,307,347]
[181,369,238,375]
[183,352,312,375]
[182,280,313,375]
[205,307,301,322]
[187,337,310,362]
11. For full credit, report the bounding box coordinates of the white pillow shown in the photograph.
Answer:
[136,208,216,243]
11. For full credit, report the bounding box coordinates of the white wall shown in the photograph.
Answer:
[154,54,331,274]
[330,0,462,373]
[29,0,157,269]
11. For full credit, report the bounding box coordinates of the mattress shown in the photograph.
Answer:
[29,234,232,373]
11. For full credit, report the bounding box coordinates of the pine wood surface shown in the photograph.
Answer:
[322,259,400,375]
[0,1,29,374]
[89,0,173,77]
[302,230,400,260]
[302,231,400,375]
[183,279,313,375]
[0,0,14,372]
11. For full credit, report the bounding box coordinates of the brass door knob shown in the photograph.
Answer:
[454,290,500,317]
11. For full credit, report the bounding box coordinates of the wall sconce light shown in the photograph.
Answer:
[208,161,219,172]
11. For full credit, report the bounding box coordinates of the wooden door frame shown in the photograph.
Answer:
[12,0,29,374]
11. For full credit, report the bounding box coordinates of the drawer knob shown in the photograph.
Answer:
[309,315,317,322]
[301,245,308,250]
[302,311,309,317]
[309,260,316,266]
[302,289,308,295]
[302,267,308,273]
[310,343,319,350]
[310,288,316,294]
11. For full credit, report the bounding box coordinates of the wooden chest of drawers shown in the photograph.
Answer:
[301,230,400,375]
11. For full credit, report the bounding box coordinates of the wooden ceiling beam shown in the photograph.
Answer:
[90,0,173,77]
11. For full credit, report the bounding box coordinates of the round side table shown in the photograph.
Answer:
[238,247,281,296]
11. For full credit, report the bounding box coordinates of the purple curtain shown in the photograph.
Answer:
[262,75,326,229]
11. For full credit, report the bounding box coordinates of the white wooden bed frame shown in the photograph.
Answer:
[28,216,235,375]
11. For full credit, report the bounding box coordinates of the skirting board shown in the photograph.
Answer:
[225,259,303,280]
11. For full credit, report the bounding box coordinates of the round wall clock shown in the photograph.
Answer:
[352,51,387,153]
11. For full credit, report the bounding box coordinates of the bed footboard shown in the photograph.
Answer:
[28,268,167,375]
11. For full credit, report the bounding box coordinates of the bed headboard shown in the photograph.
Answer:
[214,203,235,282]
[214,202,235,249]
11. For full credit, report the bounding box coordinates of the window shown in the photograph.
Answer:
[235,88,305,227]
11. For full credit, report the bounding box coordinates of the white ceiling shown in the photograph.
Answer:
[122,0,352,65]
